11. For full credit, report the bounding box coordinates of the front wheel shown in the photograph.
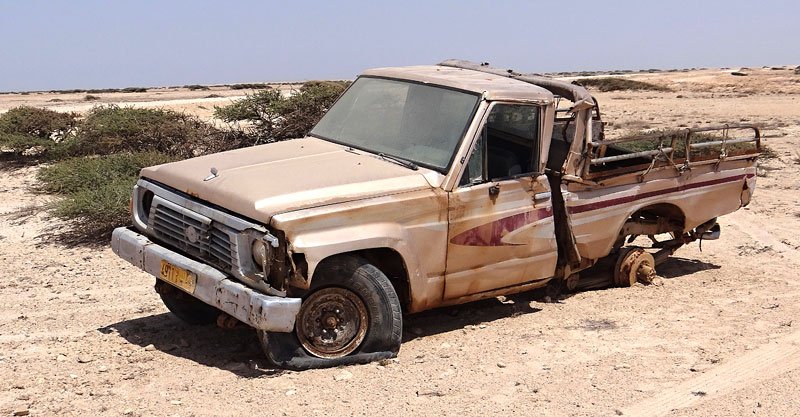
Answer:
[259,255,403,370]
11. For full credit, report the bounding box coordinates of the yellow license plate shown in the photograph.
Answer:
[159,260,197,294]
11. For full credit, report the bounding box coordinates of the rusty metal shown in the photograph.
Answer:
[614,248,656,287]
[295,287,369,359]
[216,313,240,329]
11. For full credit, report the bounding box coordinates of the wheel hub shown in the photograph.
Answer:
[296,287,369,358]
[614,248,657,287]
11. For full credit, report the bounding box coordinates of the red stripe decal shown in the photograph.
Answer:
[568,173,753,214]
[450,207,552,247]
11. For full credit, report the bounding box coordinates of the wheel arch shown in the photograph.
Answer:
[313,248,411,312]
[613,202,687,249]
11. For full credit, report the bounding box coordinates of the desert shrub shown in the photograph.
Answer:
[185,84,210,91]
[0,106,78,138]
[229,83,270,90]
[37,152,175,242]
[0,133,59,159]
[214,80,348,142]
[573,78,670,92]
[84,94,100,101]
[214,89,282,123]
[67,105,220,158]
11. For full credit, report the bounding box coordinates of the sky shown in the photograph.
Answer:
[0,0,798,91]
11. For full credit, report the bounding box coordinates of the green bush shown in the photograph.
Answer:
[0,133,58,158]
[229,83,270,90]
[214,80,348,142]
[68,105,218,158]
[573,77,670,92]
[0,106,77,138]
[37,152,175,242]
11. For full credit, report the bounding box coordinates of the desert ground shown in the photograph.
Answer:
[1,66,799,417]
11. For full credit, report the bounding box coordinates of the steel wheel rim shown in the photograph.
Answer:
[295,287,369,358]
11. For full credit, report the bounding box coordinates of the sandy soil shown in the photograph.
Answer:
[1,67,799,417]
[0,84,300,122]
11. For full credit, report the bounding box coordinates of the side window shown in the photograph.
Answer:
[460,104,540,185]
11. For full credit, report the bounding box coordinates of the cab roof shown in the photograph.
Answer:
[361,65,554,103]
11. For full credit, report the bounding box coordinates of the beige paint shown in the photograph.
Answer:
[138,64,758,314]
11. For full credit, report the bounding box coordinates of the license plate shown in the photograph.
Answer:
[160,260,197,294]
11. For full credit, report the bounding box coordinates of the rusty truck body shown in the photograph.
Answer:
[111,60,761,369]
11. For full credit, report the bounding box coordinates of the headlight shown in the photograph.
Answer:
[251,239,271,274]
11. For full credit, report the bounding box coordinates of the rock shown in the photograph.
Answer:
[17,394,30,401]
[333,370,353,381]
[416,389,445,397]
[56,354,67,362]
[614,363,631,370]
[143,344,156,351]
[98,366,108,373]
[497,362,507,368]
[12,408,30,416]
[170,400,182,405]
[123,409,133,415]
[77,355,93,363]
[285,389,297,396]
[478,324,487,329]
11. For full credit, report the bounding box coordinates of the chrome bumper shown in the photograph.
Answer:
[111,227,301,332]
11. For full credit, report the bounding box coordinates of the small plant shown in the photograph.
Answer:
[69,105,219,158]
[84,94,100,101]
[228,83,270,90]
[185,84,210,91]
[37,152,176,243]
[214,80,349,143]
[0,106,78,139]
[759,145,779,161]
[573,77,670,92]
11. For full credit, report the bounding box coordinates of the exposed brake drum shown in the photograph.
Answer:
[614,247,657,287]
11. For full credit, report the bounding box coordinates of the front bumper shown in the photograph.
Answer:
[111,227,301,332]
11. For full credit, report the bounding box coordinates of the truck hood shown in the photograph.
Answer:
[140,138,437,224]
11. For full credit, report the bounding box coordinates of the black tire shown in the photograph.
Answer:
[259,255,402,370]
[154,279,219,325]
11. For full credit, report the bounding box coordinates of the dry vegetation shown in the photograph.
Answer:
[0,82,347,243]
[573,77,670,92]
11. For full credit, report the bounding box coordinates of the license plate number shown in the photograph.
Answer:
[160,260,197,293]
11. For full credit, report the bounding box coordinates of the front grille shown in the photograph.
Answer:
[150,203,234,271]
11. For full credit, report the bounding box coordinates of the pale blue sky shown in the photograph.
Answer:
[0,0,797,91]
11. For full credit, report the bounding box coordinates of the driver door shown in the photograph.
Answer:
[444,103,557,299]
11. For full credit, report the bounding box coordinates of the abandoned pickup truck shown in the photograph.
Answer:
[111,60,761,369]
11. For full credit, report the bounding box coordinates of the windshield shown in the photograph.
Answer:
[310,77,480,172]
